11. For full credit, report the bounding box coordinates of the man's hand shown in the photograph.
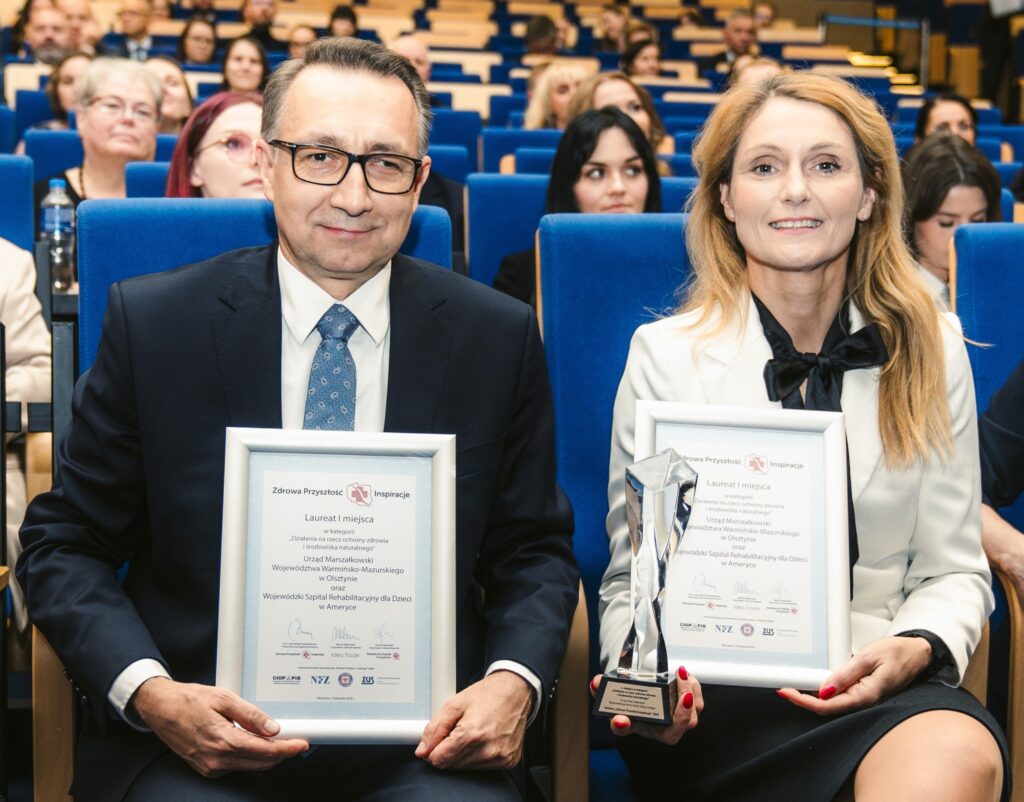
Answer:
[776,636,932,715]
[589,666,703,745]
[131,677,309,778]
[415,671,532,770]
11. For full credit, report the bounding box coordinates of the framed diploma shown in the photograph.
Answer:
[216,428,456,743]
[635,402,850,690]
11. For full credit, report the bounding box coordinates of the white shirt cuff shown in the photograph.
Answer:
[107,658,171,731]
[485,660,542,726]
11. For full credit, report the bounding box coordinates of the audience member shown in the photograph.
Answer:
[597,71,1006,802]
[752,0,776,29]
[188,0,217,24]
[697,9,757,73]
[729,54,784,87]
[58,0,100,54]
[30,50,93,132]
[151,0,170,20]
[220,35,269,92]
[32,58,161,223]
[166,90,263,197]
[525,15,558,55]
[6,0,52,57]
[524,62,588,129]
[242,0,284,50]
[0,237,51,660]
[622,39,661,78]
[106,0,154,61]
[389,32,431,84]
[19,37,577,801]
[678,7,702,28]
[288,24,316,60]
[22,4,70,64]
[625,19,658,45]
[569,71,670,158]
[495,107,661,306]
[329,4,358,37]
[145,55,194,133]
[914,93,978,146]
[177,17,217,65]
[595,3,627,52]
[901,134,1000,311]
[979,359,1024,600]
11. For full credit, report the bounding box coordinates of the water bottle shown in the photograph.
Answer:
[40,178,76,293]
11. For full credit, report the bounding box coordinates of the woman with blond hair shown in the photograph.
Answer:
[595,72,1007,801]
[523,61,588,130]
[568,71,671,157]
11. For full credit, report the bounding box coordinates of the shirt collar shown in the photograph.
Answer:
[277,246,391,348]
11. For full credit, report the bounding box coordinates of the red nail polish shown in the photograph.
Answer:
[682,691,694,710]
[612,719,629,730]
[590,677,600,691]
[775,690,787,700]
[819,685,837,700]
[677,665,688,681]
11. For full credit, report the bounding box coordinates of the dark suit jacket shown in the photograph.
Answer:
[980,358,1024,508]
[493,248,535,308]
[18,247,578,801]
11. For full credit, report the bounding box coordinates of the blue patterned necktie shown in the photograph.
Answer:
[304,304,359,430]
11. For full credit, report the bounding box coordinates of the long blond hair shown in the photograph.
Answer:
[684,72,950,466]
[524,62,589,130]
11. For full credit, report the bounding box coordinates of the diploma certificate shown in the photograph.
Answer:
[216,428,456,743]
[635,402,851,690]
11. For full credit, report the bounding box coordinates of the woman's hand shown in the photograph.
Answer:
[589,666,704,745]
[777,636,933,715]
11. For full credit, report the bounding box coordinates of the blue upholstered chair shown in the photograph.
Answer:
[429,110,482,168]
[489,93,527,128]
[426,144,470,183]
[993,162,1022,190]
[75,200,452,370]
[125,161,170,197]
[24,130,178,182]
[14,89,52,138]
[481,128,562,172]
[514,146,555,174]
[538,212,691,802]
[952,223,1024,793]
[0,154,35,251]
[0,105,15,154]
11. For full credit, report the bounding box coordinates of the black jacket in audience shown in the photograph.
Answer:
[980,358,1024,507]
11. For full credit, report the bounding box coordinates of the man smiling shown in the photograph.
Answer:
[19,38,578,801]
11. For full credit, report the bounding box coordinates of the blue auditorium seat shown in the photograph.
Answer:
[489,93,528,128]
[430,110,482,168]
[538,212,691,801]
[125,161,170,197]
[481,127,562,172]
[0,154,34,250]
[660,153,696,177]
[0,105,14,153]
[24,130,178,181]
[427,144,470,183]
[14,89,52,138]
[994,162,1022,189]
[514,147,555,174]
[76,200,452,370]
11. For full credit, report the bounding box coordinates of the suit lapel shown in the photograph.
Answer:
[383,255,451,433]
[696,296,777,408]
[209,247,283,429]
[842,304,884,502]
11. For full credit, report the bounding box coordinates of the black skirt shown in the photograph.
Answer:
[617,681,1010,802]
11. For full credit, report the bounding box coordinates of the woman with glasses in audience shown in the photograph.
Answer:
[524,62,589,130]
[494,107,662,306]
[33,57,162,224]
[902,134,1000,312]
[220,36,269,93]
[569,71,672,161]
[595,72,1007,802]
[177,17,217,66]
[145,56,195,134]
[914,93,978,146]
[166,91,263,198]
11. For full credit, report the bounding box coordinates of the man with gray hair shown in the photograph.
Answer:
[20,37,577,801]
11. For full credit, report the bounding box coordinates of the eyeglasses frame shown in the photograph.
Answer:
[269,139,423,195]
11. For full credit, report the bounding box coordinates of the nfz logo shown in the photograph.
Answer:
[361,676,375,685]
[310,675,329,685]
[347,483,373,507]
[744,454,769,475]
[338,672,354,687]
[715,624,733,634]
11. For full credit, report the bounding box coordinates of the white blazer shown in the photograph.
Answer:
[599,296,992,682]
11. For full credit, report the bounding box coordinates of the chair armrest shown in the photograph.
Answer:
[552,580,589,802]
[32,627,74,802]
[962,621,990,704]
[993,566,1023,802]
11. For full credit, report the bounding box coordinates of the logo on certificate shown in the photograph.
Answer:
[347,482,373,506]
[338,672,354,687]
[741,623,755,637]
[744,454,769,474]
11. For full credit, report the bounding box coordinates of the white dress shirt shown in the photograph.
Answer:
[109,249,540,726]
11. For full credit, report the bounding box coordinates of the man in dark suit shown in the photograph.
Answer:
[19,37,578,801]
[695,10,757,75]
[103,0,154,60]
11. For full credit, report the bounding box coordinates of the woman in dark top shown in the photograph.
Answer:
[493,107,662,307]
[177,17,218,66]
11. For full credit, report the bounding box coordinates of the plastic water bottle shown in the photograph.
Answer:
[40,178,76,293]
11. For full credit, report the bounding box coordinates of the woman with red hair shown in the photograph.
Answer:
[165,91,264,198]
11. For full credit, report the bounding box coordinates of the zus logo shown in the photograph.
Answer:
[347,483,373,506]
[715,624,733,633]
[361,676,375,685]
[762,628,775,636]
[310,675,329,684]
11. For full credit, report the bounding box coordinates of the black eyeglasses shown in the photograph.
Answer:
[269,139,423,195]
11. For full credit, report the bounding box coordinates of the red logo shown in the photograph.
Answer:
[302,650,311,659]
[347,483,373,506]
[744,454,769,475]
[393,652,400,660]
